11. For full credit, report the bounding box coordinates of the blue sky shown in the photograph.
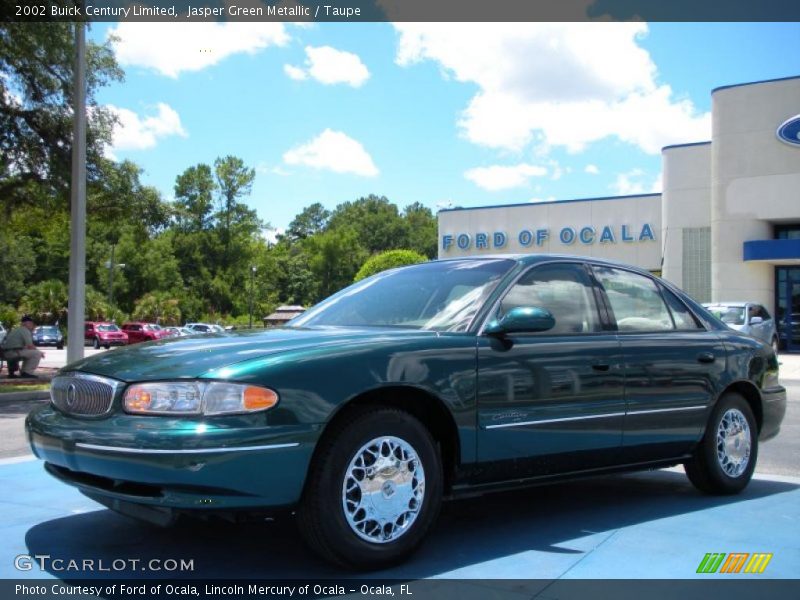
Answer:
[90,22,800,235]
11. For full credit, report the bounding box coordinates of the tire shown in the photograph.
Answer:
[56,344,63,350]
[297,407,443,570]
[93,338,100,349]
[685,392,758,495]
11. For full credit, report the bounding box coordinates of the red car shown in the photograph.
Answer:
[121,322,170,344]
[84,322,128,349]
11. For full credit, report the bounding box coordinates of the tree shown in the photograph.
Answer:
[174,164,216,232]
[0,229,36,306]
[20,279,68,324]
[214,155,256,264]
[354,250,427,282]
[303,229,368,300]
[0,22,122,218]
[403,202,438,258]
[327,195,409,254]
[286,202,330,241]
[132,292,182,325]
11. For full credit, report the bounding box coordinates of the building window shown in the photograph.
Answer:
[774,224,800,240]
[682,227,711,303]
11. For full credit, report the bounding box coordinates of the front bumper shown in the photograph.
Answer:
[759,385,787,442]
[26,405,317,511]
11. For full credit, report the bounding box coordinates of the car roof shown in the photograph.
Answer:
[432,253,659,276]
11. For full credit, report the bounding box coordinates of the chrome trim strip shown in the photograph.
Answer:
[75,442,300,454]
[627,405,707,416]
[483,404,707,429]
[484,411,626,430]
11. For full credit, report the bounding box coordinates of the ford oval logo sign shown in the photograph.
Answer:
[777,114,800,147]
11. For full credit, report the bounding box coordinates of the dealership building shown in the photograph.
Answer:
[438,76,800,351]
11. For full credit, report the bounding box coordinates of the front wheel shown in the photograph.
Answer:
[93,337,100,349]
[297,407,442,570]
[685,392,757,495]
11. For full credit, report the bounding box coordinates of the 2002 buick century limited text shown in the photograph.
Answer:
[26,255,786,568]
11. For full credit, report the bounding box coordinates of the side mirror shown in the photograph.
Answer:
[484,306,556,335]
[749,316,763,325]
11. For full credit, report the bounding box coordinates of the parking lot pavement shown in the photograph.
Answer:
[1,457,798,580]
[37,347,107,369]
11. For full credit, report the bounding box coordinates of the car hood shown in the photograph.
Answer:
[62,327,440,382]
[726,324,747,332]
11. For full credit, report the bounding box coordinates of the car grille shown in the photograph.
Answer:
[50,374,122,417]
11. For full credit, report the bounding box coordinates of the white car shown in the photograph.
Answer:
[704,302,779,353]
[184,323,225,334]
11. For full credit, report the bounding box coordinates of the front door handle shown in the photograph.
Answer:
[697,352,715,363]
[591,362,610,371]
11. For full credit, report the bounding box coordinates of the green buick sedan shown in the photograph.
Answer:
[26,256,786,569]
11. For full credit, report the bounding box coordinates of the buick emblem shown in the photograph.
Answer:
[66,384,77,407]
[777,114,800,147]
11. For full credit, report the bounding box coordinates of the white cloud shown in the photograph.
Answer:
[394,23,710,154]
[464,163,547,191]
[585,164,600,175]
[284,64,308,81]
[283,129,378,177]
[107,103,187,154]
[284,46,370,87]
[109,22,290,77]
[611,168,661,195]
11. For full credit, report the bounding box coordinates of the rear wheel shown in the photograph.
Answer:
[685,392,757,494]
[297,407,442,570]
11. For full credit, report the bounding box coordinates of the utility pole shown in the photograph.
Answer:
[105,245,125,310]
[67,22,86,363]
[249,265,257,328]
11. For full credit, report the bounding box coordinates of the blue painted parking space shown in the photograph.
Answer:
[2,457,799,580]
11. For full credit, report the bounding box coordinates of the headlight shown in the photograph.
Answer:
[123,381,279,415]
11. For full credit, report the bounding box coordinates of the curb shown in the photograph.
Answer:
[0,391,50,403]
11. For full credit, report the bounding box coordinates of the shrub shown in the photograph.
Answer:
[354,249,427,282]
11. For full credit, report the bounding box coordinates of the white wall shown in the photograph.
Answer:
[711,78,800,311]
[661,143,712,289]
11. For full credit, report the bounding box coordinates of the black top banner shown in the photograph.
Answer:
[3,0,800,22]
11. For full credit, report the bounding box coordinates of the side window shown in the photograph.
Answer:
[661,287,702,330]
[499,263,601,334]
[593,266,674,332]
[759,306,772,320]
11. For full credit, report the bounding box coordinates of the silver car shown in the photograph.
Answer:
[704,302,779,353]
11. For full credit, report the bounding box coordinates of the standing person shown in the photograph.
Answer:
[2,316,45,378]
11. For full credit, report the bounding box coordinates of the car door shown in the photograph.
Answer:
[748,304,772,344]
[591,266,725,462]
[476,261,624,478]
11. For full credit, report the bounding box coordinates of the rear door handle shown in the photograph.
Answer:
[591,362,610,371]
[697,352,715,363]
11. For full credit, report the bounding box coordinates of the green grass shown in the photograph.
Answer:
[0,383,50,394]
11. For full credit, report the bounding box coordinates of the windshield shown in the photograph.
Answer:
[37,327,59,335]
[291,259,515,332]
[97,324,120,332]
[145,324,161,330]
[707,306,746,325]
